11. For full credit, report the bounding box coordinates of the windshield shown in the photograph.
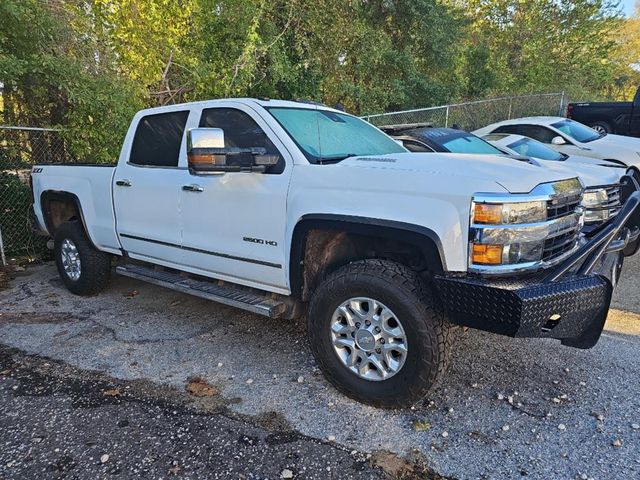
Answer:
[266,107,406,163]
[551,119,601,143]
[441,134,503,154]
[506,137,565,161]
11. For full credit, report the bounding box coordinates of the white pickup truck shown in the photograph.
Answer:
[30,99,640,407]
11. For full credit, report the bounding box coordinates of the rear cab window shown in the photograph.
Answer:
[129,111,189,167]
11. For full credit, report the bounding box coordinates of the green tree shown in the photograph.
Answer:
[0,0,142,162]
[450,0,624,99]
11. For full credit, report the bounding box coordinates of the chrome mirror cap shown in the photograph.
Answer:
[187,128,225,150]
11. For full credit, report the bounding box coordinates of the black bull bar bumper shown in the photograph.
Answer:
[433,189,640,350]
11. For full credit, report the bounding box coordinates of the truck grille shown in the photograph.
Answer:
[543,193,581,262]
[604,185,622,216]
[546,196,581,221]
[543,230,578,262]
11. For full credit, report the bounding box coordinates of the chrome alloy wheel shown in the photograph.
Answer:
[60,238,81,281]
[591,124,607,135]
[330,297,408,381]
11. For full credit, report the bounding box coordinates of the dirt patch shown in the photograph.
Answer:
[371,450,457,480]
[186,376,219,397]
[605,309,640,336]
[252,410,293,432]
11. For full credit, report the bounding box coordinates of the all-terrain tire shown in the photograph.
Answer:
[54,220,111,295]
[307,259,452,408]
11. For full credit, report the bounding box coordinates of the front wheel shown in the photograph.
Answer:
[307,259,452,408]
[54,220,111,295]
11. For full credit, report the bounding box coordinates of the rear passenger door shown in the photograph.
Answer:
[113,109,190,266]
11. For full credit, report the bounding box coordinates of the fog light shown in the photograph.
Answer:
[472,244,503,265]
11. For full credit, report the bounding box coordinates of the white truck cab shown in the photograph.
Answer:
[30,99,640,407]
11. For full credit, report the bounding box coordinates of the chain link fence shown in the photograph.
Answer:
[364,92,567,130]
[0,126,73,264]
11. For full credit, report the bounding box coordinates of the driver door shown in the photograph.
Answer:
[178,103,293,293]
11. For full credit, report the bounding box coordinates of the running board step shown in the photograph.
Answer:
[115,264,287,318]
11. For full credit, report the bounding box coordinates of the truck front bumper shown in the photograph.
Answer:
[433,190,640,349]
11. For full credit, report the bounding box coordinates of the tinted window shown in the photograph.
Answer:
[130,111,189,167]
[199,108,284,173]
[506,138,564,161]
[441,135,503,154]
[494,124,557,144]
[493,125,521,136]
[551,119,601,143]
[402,139,434,152]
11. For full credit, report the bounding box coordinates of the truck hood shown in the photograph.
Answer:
[342,152,577,193]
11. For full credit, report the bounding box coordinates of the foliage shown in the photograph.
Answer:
[0,0,143,162]
[452,0,632,100]
[1,0,640,163]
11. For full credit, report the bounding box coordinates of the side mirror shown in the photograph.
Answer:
[187,128,280,174]
[551,136,566,146]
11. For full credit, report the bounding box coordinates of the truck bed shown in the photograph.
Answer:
[568,101,633,135]
[31,163,121,254]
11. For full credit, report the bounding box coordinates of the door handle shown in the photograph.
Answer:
[182,184,204,192]
[115,179,132,187]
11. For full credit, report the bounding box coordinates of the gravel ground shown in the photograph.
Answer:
[0,256,639,479]
[0,346,390,480]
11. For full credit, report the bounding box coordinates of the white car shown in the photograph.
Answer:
[474,116,640,168]
[483,133,624,226]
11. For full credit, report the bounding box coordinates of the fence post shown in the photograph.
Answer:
[508,97,513,119]
[444,106,449,128]
[0,226,6,266]
[559,91,565,115]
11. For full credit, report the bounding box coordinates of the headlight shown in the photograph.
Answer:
[469,179,583,273]
[582,188,610,224]
[473,201,547,224]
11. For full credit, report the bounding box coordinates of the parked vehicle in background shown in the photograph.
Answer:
[482,132,626,169]
[567,86,640,136]
[474,117,640,169]
[380,125,503,154]
[482,133,624,228]
[383,125,624,228]
[29,99,640,408]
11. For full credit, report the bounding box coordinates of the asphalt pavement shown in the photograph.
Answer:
[0,255,639,479]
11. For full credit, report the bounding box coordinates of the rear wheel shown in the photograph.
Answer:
[591,121,611,135]
[54,221,111,295]
[307,259,452,408]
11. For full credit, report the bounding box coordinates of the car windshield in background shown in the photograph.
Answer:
[441,135,503,155]
[551,119,601,143]
[266,107,406,163]
[507,138,565,161]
